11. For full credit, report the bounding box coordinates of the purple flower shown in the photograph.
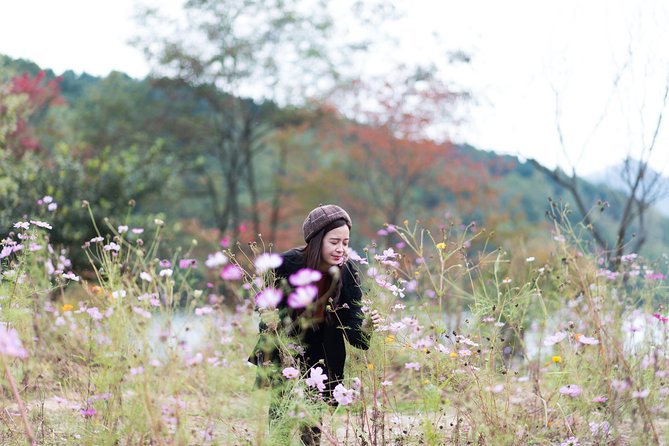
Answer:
[287,285,318,308]
[86,307,104,321]
[254,253,283,274]
[80,408,96,418]
[159,260,172,268]
[13,221,30,230]
[305,366,328,392]
[592,396,608,403]
[289,268,322,287]
[256,288,283,310]
[0,324,28,358]
[559,384,582,398]
[333,383,356,405]
[220,264,243,281]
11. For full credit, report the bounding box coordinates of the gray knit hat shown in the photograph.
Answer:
[302,205,352,242]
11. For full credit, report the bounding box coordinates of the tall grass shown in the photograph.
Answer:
[1,204,667,445]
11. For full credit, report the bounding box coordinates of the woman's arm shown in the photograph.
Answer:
[336,262,371,350]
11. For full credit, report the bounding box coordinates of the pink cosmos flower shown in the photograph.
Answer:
[86,307,104,321]
[544,331,567,346]
[282,367,299,379]
[287,285,318,308]
[179,259,197,269]
[653,313,668,323]
[0,324,28,358]
[220,264,243,281]
[333,384,356,405]
[30,220,52,230]
[254,253,283,274]
[289,268,322,286]
[160,269,173,277]
[256,288,283,310]
[305,366,328,392]
[205,252,228,268]
[132,307,152,319]
[194,306,214,316]
[62,272,80,281]
[559,384,582,398]
[404,362,420,371]
[220,236,231,248]
[631,389,650,399]
[103,242,120,252]
[578,335,599,345]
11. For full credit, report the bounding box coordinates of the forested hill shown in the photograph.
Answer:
[2,54,669,262]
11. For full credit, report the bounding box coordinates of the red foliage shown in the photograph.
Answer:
[4,71,65,157]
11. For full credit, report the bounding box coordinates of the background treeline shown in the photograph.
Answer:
[2,53,669,269]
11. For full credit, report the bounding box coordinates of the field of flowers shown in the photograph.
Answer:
[1,198,668,445]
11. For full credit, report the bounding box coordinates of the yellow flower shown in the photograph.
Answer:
[61,304,74,312]
[385,335,395,343]
[414,271,420,278]
[449,352,458,358]
[575,333,582,342]
[423,379,429,385]
[90,285,104,296]
[403,220,409,226]
[367,363,374,370]
[551,356,562,363]
[436,242,446,250]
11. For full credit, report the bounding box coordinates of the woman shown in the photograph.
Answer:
[249,204,370,445]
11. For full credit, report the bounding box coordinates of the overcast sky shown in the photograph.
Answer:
[1,0,668,177]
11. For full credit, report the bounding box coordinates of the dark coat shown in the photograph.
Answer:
[248,248,370,389]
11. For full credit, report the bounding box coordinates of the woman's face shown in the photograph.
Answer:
[320,225,350,270]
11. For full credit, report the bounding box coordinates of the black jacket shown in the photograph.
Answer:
[249,248,370,387]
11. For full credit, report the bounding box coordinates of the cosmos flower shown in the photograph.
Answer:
[289,268,322,287]
[254,253,283,274]
[333,384,356,405]
[282,367,299,379]
[305,367,328,392]
[287,285,318,308]
[255,288,283,310]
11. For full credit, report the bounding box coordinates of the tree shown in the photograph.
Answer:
[531,71,669,265]
[324,65,489,233]
[133,0,352,239]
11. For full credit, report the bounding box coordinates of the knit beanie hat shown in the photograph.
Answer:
[302,205,352,242]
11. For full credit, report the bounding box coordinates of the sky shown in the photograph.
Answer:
[1,0,669,178]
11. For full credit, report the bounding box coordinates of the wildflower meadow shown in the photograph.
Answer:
[1,198,668,445]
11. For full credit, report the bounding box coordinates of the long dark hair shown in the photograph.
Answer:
[299,218,349,309]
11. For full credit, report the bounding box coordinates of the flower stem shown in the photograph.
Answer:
[1,354,37,445]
